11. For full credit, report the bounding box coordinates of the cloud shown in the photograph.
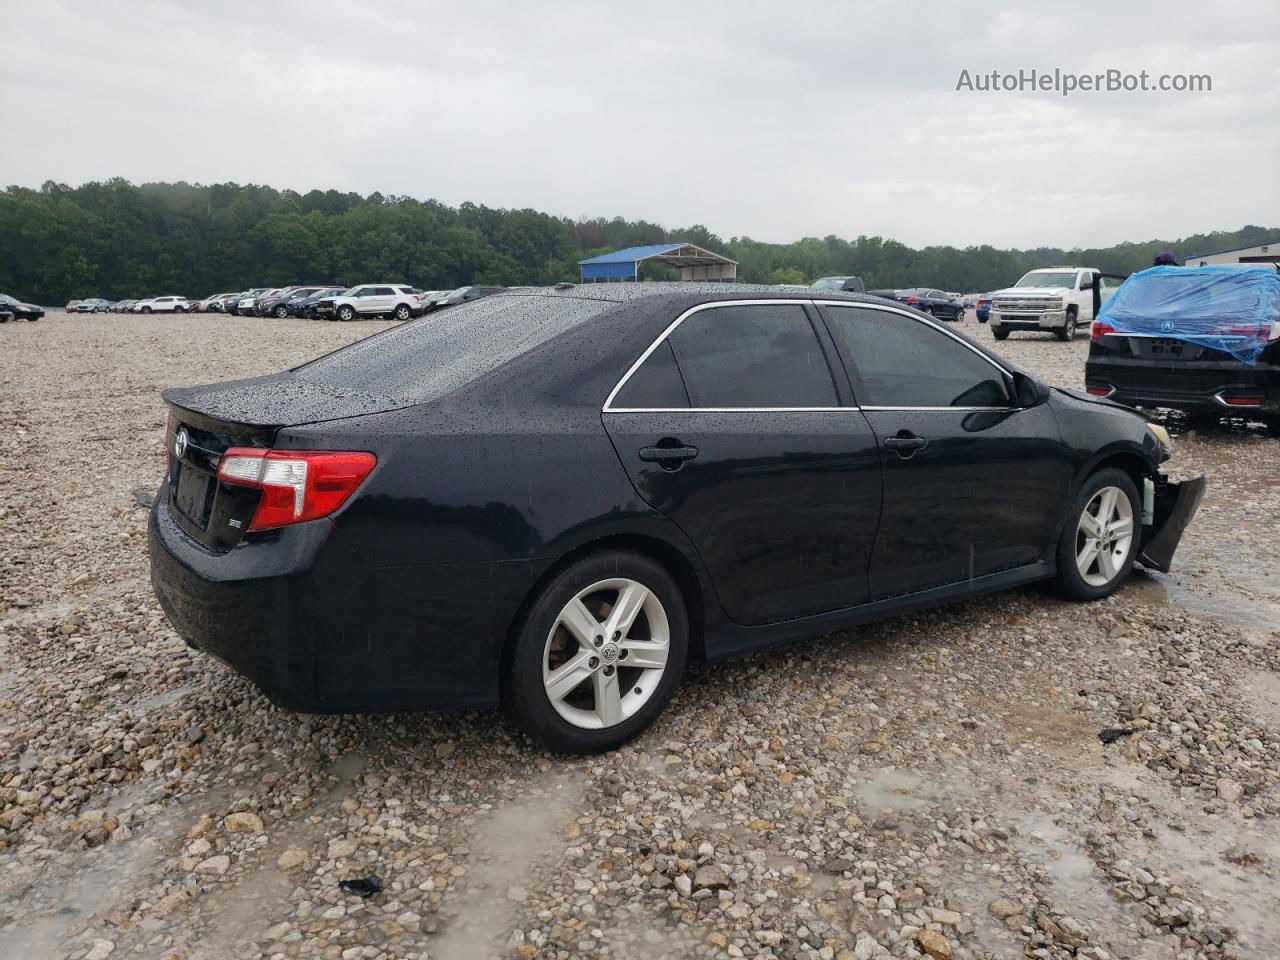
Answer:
[2,0,1276,248]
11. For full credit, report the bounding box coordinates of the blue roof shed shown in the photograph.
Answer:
[578,242,737,283]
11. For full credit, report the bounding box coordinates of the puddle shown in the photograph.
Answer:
[0,789,177,957]
[1147,818,1280,955]
[1241,670,1280,727]
[125,683,194,716]
[1014,812,1169,960]
[1126,570,1280,636]
[430,773,585,960]
[845,765,974,816]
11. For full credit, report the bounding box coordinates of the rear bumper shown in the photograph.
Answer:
[1139,475,1206,573]
[149,496,328,710]
[1086,355,1280,413]
[149,495,532,712]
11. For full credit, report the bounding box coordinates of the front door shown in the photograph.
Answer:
[818,303,1073,599]
[603,301,883,626]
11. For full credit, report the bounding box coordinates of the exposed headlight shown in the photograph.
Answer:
[1147,423,1173,460]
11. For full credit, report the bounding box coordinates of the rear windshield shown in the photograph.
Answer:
[294,294,612,403]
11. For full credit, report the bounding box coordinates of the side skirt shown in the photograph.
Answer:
[704,561,1055,661]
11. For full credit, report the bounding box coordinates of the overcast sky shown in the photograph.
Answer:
[2,0,1277,249]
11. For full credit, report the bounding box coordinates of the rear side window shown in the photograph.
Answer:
[296,295,611,404]
[667,304,838,408]
[824,306,1009,408]
[611,340,689,409]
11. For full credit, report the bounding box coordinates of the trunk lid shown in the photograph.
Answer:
[162,372,404,551]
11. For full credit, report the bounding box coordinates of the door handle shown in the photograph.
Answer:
[639,440,699,470]
[882,432,928,459]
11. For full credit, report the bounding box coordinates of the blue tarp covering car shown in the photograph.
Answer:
[1097,265,1280,365]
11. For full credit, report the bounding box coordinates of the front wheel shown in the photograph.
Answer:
[274,305,288,318]
[141,307,152,314]
[1056,309,1078,341]
[503,550,688,753]
[336,305,355,322]
[1053,468,1140,601]
[992,327,1009,340]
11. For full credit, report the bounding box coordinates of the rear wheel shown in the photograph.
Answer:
[1056,308,1078,341]
[141,307,152,314]
[503,550,688,753]
[393,303,411,321]
[1053,468,1140,601]
[992,328,1009,340]
[336,305,355,322]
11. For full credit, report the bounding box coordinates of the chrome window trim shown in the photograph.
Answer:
[601,297,1017,415]
[813,299,1013,379]
[601,299,844,413]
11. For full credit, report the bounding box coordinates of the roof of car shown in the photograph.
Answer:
[488,282,874,305]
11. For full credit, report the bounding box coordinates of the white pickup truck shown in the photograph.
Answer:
[989,267,1125,342]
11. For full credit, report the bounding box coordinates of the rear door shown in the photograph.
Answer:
[361,286,396,314]
[602,300,883,626]
[817,302,1072,598]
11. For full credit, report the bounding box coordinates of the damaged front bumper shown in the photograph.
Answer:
[1138,474,1206,573]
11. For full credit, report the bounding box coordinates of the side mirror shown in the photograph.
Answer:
[1011,371,1051,407]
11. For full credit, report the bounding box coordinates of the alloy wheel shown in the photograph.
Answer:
[542,578,670,730]
[1075,486,1134,587]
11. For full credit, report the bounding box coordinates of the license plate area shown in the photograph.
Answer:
[173,464,214,529]
[1152,337,1185,355]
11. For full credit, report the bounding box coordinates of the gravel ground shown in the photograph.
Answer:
[0,309,1277,960]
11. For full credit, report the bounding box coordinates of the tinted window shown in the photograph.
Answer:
[824,306,1009,408]
[668,304,837,408]
[611,340,689,409]
[296,295,610,404]
[372,287,396,296]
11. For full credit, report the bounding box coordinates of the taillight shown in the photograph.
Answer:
[1219,394,1264,407]
[905,296,919,305]
[1091,321,1115,340]
[216,448,377,530]
[1086,385,1113,397]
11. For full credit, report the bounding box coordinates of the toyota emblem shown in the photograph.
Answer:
[174,428,189,461]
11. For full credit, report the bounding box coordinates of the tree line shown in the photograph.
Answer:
[0,178,1274,304]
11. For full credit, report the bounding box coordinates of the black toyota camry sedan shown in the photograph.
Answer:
[150,284,1204,753]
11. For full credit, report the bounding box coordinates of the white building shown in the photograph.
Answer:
[1185,239,1280,267]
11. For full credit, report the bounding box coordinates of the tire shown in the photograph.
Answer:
[141,307,152,314]
[1053,468,1140,601]
[1265,417,1280,439]
[503,550,688,754]
[1056,308,1078,341]
[393,303,411,321]
[992,328,1009,341]
[336,305,355,322]
[274,305,288,318]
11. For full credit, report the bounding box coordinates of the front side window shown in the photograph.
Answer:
[824,306,1009,408]
[666,304,837,408]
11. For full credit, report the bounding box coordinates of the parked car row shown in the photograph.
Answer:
[195,283,510,321]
